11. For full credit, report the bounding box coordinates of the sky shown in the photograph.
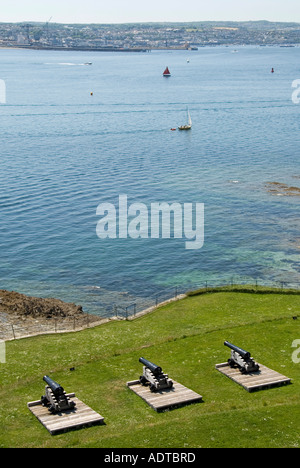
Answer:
[0,0,299,24]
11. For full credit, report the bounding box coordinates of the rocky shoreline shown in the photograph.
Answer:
[0,289,104,340]
[0,289,84,319]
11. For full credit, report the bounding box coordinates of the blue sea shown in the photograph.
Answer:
[0,46,299,316]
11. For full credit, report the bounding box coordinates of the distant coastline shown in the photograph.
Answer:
[0,20,300,50]
[0,44,298,53]
[0,43,203,52]
[0,44,201,52]
[0,45,150,52]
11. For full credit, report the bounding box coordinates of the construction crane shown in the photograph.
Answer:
[44,16,53,41]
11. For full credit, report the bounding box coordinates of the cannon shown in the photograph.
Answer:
[41,375,76,414]
[139,357,173,392]
[224,341,260,374]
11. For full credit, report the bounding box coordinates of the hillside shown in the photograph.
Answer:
[1,20,300,49]
[0,289,299,448]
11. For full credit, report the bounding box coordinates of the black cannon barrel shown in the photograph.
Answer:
[43,375,65,397]
[224,341,251,360]
[139,357,162,375]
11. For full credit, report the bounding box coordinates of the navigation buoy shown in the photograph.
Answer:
[271,68,274,73]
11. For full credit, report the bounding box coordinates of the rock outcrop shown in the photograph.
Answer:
[0,289,83,319]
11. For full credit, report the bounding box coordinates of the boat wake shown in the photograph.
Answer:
[45,62,92,66]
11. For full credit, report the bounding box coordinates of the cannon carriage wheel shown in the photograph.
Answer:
[228,358,235,368]
[139,375,147,386]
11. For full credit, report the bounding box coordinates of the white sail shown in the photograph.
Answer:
[178,107,192,130]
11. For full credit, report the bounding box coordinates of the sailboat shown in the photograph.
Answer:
[163,66,171,77]
[178,108,192,130]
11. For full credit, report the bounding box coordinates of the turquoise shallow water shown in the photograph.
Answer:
[0,46,299,315]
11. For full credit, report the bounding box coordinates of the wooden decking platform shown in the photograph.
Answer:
[127,379,203,412]
[215,362,291,392]
[28,393,105,435]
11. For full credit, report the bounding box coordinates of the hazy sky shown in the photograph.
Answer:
[1,0,299,24]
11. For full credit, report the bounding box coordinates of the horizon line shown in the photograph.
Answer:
[1,19,300,26]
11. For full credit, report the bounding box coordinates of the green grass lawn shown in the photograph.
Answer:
[0,288,299,448]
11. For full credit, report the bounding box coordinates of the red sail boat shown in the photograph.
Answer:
[163,66,171,77]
